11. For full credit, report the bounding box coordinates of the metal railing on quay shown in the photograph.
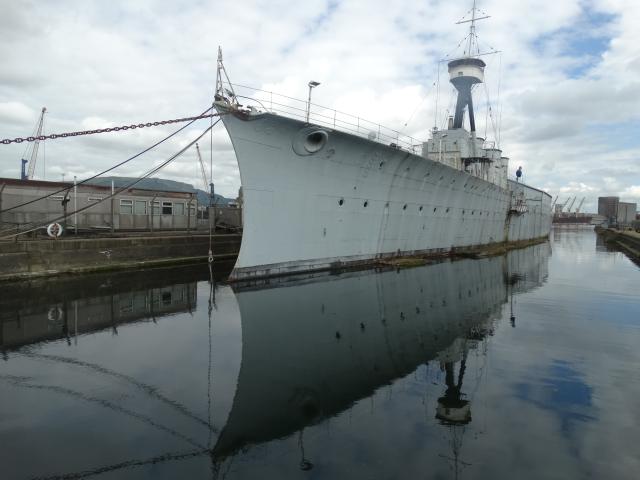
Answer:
[231,84,424,154]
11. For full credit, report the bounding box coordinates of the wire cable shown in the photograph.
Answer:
[1,120,220,239]
[0,106,217,215]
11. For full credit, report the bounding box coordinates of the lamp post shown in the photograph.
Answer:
[306,81,320,123]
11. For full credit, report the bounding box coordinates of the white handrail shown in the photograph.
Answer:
[230,83,424,154]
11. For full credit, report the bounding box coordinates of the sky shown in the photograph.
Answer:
[0,0,639,211]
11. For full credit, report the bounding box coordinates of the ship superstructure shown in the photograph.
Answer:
[214,4,552,280]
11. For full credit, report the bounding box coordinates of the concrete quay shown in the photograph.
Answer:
[0,233,241,282]
[596,227,640,261]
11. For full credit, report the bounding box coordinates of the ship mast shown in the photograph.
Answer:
[448,1,490,132]
[215,47,238,107]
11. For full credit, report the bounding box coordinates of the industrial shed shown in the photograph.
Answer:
[0,177,198,233]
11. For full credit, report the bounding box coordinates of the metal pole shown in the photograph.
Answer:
[306,81,320,123]
[187,194,192,234]
[110,180,115,234]
[306,84,312,123]
[150,194,158,234]
[0,183,5,227]
[73,176,78,235]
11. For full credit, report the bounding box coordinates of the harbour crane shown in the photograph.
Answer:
[551,195,558,208]
[195,143,209,191]
[20,107,47,180]
[195,143,215,207]
[558,197,570,213]
[575,197,585,214]
[566,196,576,213]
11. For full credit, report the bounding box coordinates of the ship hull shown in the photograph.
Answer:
[219,108,552,280]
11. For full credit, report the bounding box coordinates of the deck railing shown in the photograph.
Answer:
[230,83,424,154]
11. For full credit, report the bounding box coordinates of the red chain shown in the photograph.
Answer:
[1,113,217,145]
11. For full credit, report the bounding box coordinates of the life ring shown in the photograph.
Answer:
[47,222,63,238]
[47,306,63,323]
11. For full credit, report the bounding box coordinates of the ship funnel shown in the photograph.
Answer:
[447,57,486,131]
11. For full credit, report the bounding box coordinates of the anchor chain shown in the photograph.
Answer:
[1,113,218,145]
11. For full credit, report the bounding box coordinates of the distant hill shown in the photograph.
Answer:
[87,176,233,205]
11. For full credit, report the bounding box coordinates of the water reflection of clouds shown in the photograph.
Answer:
[514,360,595,437]
[2,233,639,479]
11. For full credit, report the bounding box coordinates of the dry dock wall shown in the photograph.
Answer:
[597,228,640,260]
[0,234,241,281]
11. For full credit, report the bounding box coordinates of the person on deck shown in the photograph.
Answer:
[516,166,523,182]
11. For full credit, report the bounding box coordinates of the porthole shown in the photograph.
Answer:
[403,204,407,210]
[433,207,437,212]
[338,198,344,206]
[293,127,329,156]
[446,208,449,213]
[419,206,423,212]
[364,200,368,207]
[304,131,328,153]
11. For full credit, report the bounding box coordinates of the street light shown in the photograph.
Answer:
[306,81,320,123]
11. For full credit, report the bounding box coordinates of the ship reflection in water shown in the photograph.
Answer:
[2,236,638,479]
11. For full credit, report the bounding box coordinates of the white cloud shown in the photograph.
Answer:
[619,185,640,203]
[1,0,639,203]
[0,102,35,124]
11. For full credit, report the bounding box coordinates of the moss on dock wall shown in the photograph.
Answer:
[376,235,549,269]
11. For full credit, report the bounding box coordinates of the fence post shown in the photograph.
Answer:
[0,183,5,227]
[187,195,193,234]
[150,195,158,234]
[110,180,115,234]
[73,176,78,235]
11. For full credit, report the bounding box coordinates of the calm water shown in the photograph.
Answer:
[1,229,639,480]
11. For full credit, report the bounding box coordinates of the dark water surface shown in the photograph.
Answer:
[1,229,639,479]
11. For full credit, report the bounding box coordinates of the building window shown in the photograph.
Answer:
[173,202,185,216]
[120,199,133,214]
[134,200,147,215]
[151,201,160,215]
[188,205,196,216]
[162,291,172,306]
[51,195,65,201]
[162,201,173,215]
[88,196,103,202]
[119,298,134,314]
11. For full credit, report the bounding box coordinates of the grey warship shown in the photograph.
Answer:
[214,4,552,280]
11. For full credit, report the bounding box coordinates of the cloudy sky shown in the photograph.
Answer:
[1,0,638,211]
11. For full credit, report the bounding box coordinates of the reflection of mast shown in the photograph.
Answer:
[436,350,471,426]
[436,346,472,479]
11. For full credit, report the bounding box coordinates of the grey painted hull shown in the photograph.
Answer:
[219,109,552,280]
